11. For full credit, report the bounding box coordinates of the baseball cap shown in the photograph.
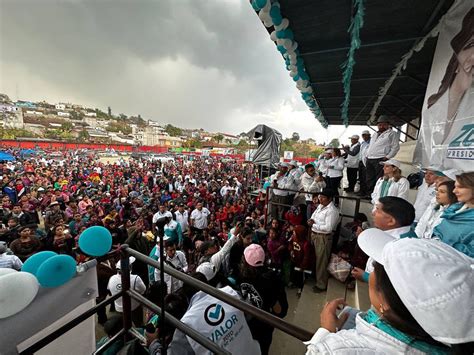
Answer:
[358,229,474,344]
[279,162,289,168]
[49,201,59,207]
[289,160,298,167]
[319,187,335,198]
[349,135,359,140]
[196,262,217,281]
[244,244,265,267]
[377,115,390,123]
[435,168,462,181]
[361,130,370,135]
[115,256,136,269]
[380,159,401,169]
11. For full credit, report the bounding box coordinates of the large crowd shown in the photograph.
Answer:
[0,116,473,355]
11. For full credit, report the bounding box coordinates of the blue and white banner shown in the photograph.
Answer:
[415,1,474,171]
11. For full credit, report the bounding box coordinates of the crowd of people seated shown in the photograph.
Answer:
[1,124,473,354]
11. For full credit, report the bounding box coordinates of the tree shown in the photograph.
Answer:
[328,138,340,148]
[107,106,112,117]
[225,138,232,146]
[61,122,73,132]
[77,129,90,142]
[95,109,109,119]
[70,111,84,120]
[291,132,300,141]
[215,134,224,144]
[164,124,182,137]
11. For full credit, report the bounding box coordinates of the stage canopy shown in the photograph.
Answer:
[250,0,454,127]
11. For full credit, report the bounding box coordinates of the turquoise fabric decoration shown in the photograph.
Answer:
[340,0,365,127]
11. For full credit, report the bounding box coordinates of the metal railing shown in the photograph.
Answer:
[21,243,314,354]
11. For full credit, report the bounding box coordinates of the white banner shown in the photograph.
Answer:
[415,2,474,171]
[283,151,294,160]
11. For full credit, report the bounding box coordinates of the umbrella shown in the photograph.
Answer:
[20,149,36,156]
[0,152,15,161]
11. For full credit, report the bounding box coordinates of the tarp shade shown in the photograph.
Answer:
[247,125,282,168]
[0,151,15,161]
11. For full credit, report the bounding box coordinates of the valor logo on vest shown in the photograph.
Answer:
[204,303,225,326]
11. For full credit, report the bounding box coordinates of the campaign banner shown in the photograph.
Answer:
[414,2,474,171]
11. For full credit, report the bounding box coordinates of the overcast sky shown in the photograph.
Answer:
[0,0,368,143]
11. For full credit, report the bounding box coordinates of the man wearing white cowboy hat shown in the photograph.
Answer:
[365,115,400,194]
[306,230,474,354]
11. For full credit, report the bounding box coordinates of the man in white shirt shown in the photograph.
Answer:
[155,240,188,294]
[152,204,168,232]
[351,196,417,282]
[357,130,371,197]
[342,135,360,193]
[365,115,400,194]
[0,243,23,270]
[413,168,437,222]
[107,256,147,326]
[269,162,293,220]
[174,203,189,234]
[190,202,210,239]
[317,150,332,178]
[308,188,340,292]
[220,181,232,198]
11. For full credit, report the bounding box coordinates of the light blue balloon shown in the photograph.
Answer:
[270,6,282,25]
[22,251,58,276]
[36,255,76,288]
[78,226,112,257]
[251,1,260,11]
[277,45,286,54]
[285,29,294,40]
[276,30,286,39]
[256,0,267,9]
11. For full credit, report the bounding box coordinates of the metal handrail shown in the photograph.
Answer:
[19,292,123,354]
[128,289,231,355]
[123,246,314,341]
[264,185,363,225]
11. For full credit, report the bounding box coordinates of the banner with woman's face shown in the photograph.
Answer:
[415,3,474,171]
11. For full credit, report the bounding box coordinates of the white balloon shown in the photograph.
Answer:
[289,64,296,71]
[276,38,284,46]
[270,31,277,42]
[262,0,271,12]
[0,268,17,277]
[289,57,297,65]
[290,70,297,76]
[259,9,269,22]
[291,42,298,51]
[283,39,293,50]
[283,53,289,59]
[0,272,39,319]
[275,18,289,31]
[263,18,273,28]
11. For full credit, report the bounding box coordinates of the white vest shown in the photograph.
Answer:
[346,143,360,168]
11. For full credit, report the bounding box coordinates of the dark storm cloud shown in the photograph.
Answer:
[1,0,341,138]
